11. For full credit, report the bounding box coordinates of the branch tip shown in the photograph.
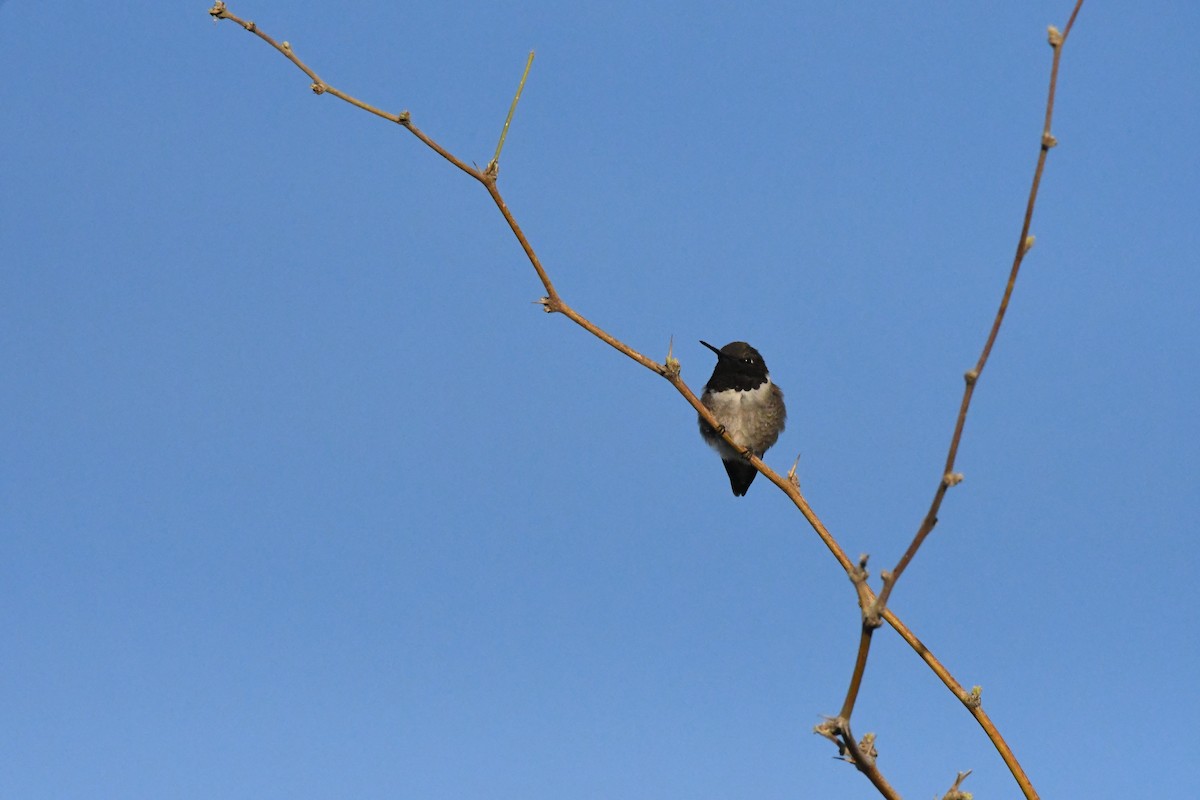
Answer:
[1047,25,1063,47]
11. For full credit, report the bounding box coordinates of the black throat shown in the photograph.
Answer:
[705,366,768,393]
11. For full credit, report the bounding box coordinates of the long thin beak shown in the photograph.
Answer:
[699,340,723,357]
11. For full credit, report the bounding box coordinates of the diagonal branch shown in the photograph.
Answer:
[874,0,1087,614]
[207,2,482,180]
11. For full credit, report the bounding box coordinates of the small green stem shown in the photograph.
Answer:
[489,50,535,173]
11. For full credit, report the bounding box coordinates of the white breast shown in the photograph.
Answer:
[704,380,773,451]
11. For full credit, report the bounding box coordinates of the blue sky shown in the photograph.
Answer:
[2,2,1198,798]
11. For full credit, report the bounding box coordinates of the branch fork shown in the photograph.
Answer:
[210,4,1088,796]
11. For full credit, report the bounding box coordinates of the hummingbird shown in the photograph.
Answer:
[698,340,787,496]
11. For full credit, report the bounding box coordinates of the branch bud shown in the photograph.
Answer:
[858,731,878,762]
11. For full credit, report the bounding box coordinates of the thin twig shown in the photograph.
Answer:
[876,0,1087,612]
[206,1,482,180]
[488,51,535,175]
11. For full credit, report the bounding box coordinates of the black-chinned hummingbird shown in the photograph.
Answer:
[698,340,787,496]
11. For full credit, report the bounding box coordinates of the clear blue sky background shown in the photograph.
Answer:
[3,2,1197,798]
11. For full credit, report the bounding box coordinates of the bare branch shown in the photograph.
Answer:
[206,2,482,180]
[880,0,1088,604]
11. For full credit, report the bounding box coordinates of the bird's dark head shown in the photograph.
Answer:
[700,340,770,389]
